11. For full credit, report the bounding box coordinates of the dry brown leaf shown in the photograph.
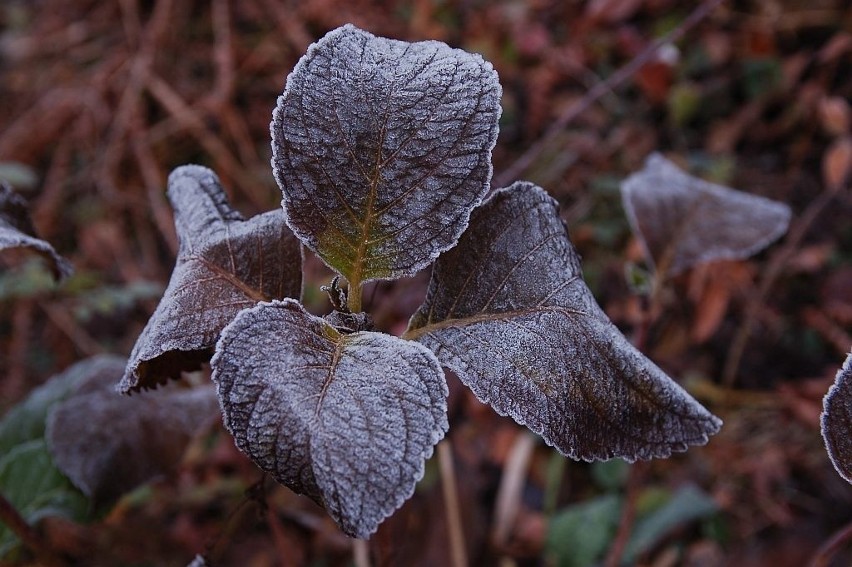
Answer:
[822,136,852,191]
[818,96,851,137]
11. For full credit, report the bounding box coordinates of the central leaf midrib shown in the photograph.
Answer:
[350,82,394,287]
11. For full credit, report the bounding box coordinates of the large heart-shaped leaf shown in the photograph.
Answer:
[271,24,501,291]
[48,355,219,506]
[620,153,791,276]
[119,166,302,393]
[0,181,72,280]
[822,351,852,484]
[406,182,722,461]
[211,299,448,538]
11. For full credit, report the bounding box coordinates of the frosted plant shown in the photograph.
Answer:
[620,153,791,277]
[121,24,721,538]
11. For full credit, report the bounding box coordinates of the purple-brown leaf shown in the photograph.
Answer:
[0,182,72,280]
[212,299,448,538]
[119,166,302,393]
[46,355,219,506]
[406,182,722,462]
[271,24,501,284]
[822,351,852,484]
[620,153,791,276]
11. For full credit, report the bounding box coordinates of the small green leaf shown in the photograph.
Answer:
[0,439,89,557]
[546,494,621,567]
[0,358,96,454]
[622,484,718,563]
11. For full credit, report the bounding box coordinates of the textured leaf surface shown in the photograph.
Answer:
[212,299,448,538]
[271,24,501,283]
[48,355,219,505]
[620,153,791,276]
[119,165,302,392]
[822,351,852,484]
[407,182,722,461]
[0,182,72,280]
[0,440,89,557]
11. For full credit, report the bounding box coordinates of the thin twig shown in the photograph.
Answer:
[492,431,537,548]
[722,189,838,386]
[438,440,468,567]
[809,518,852,567]
[494,0,725,188]
[0,491,67,567]
[353,539,371,567]
[603,461,647,567]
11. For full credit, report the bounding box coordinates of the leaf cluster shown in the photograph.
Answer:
[115,25,726,538]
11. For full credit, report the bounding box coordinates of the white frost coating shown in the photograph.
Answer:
[822,350,852,484]
[0,181,73,280]
[211,299,448,538]
[271,24,502,282]
[620,153,792,276]
[46,355,219,505]
[119,165,302,393]
[408,182,722,462]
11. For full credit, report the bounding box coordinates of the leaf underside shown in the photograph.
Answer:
[119,165,302,393]
[212,299,448,538]
[47,355,219,506]
[407,182,722,462]
[620,153,792,276]
[271,24,502,283]
[822,351,852,484]
[0,181,72,280]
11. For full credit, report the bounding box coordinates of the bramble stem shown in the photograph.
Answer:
[0,491,66,567]
[809,518,852,567]
[438,440,468,567]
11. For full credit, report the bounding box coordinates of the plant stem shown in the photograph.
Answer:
[353,539,371,567]
[0,490,67,567]
[722,189,837,386]
[347,279,363,313]
[438,440,468,567]
[809,518,852,567]
[603,461,647,567]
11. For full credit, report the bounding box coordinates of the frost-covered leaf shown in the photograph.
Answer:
[119,165,302,393]
[271,24,501,285]
[407,182,721,462]
[47,355,219,505]
[0,439,89,557]
[822,351,852,484]
[212,299,448,538]
[0,355,106,454]
[620,153,791,276]
[0,181,72,280]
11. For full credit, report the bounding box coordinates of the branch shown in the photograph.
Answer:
[0,491,67,567]
[494,0,726,188]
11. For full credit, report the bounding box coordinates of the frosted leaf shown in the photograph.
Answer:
[119,165,302,393]
[46,355,218,505]
[212,299,448,538]
[822,351,852,484]
[620,153,791,276]
[271,24,502,284]
[0,181,72,280]
[407,182,722,462]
